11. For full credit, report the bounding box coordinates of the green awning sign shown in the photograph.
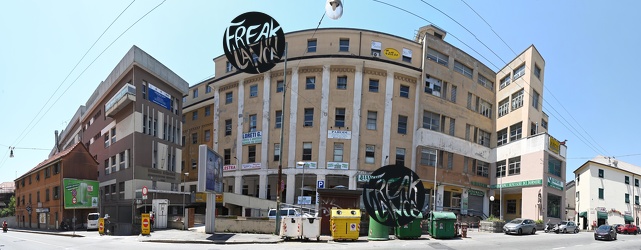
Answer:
[624,215,634,222]
[491,179,542,189]
[597,211,608,219]
[578,211,587,217]
[547,176,564,191]
[468,189,485,197]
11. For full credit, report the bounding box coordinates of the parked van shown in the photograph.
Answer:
[268,208,300,219]
[87,213,100,230]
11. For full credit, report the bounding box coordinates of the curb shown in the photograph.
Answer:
[9,229,85,237]
[140,239,284,245]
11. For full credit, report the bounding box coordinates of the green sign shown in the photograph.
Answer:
[547,176,564,191]
[468,189,485,197]
[357,175,371,182]
[491,179,542,189]
[471,181,489,188]
[63,179,99,209]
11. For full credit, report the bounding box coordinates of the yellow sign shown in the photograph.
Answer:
[141,213,150,235]
[195,192,207,203]
[216,193,223,203]
[549,136,560,154]
[98,218,104,235]
[383,48,401,59]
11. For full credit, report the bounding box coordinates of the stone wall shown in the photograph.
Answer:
[479,221,505,233]
[215,217,274,234]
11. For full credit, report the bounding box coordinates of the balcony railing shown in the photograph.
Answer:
[105,83,136,117]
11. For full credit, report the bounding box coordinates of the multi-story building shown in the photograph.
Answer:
[53,45,189,234]
[565,180,576,223]
[574,156,641,230]
[182,24,567,223]
[14,142,97,229]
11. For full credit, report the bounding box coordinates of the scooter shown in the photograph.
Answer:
[544,220,553,233]
[3,221,8,233]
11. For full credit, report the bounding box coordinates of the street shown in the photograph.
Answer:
[1,230,641,250]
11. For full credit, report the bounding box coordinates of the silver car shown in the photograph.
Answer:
[556,221,579,234]
[503,218,536,235]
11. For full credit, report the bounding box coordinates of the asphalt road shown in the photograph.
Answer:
[1,230,641,250]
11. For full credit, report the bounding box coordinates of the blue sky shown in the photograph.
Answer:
[1,0,640,184]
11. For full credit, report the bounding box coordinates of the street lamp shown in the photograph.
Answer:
[297,162,305,208]
[182,172,189,230]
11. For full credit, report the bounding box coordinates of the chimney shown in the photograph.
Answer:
[55,130,60,153]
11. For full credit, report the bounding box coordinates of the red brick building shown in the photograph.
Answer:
[14,142,97,229]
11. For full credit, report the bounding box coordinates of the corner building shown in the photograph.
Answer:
[183,25,567,223]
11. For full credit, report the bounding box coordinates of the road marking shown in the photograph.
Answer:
[3,234,65,248]
[552,247,565,250]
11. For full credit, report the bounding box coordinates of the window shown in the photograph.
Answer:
[205,85,211,93]
[636,178,639,187]
[305,77,315,90]
[454,61,472,79]
[509,122,522,141]
[337,76,347,89]
[425,76,442,97]
[396,148,405,166]
[479,99,492,118]
[371,41,381,56]
[476,161,489,177]
[513,64,526,80]
[498,98,509,117]
[625,193,630,203]
[598,169,604,178]
[302,142,312,161]
[450,85,457,103]
[275,110,282,129]
[44,167,50,178]
[478,129,490,147]
[104,132,109,148]
[423,111,440,131]
[181,115,185,124]
[365,145,375,164]
[225,92,233,104]
[508,157,521,175]
[541,119,548,129]
[339,38,349,52]
[204,130,211,142]
[511,89,524,110]
[496,160,506,177]
[53,186,59,199]
[420,148,437,166]
[192,111,198,120]
[307,39,317,53]
[530,122,538,136]
[304,108,314,127]
[249,85,258,97]
[224,149,231,165]
[369,79,379,92]
[193,89,199,98]
[534,65,541,79]
[53,163,59,174]
[507,200,516,214]
[192,133,198,144]
[598,188,604,199]
[225,119,232,136]
[532,90,540,110]
[247,146,256,162]
[226,61,233,72]
[45,189,49,201]
[426,48,448,66]
[400,85,410,98]
[636,195,640,205]
[497,128,508,146]
[335,108,346,127]
[478,74,494,91]
[249,114,257,132]
[205,106,211,116]
[142,82,147,99]
[276,80,284,93]
[624,176,629,184]
[119,151,126,170]
[367,111,377,130]
[402,48,412,63]
[333,143,344,162]
[274,143,280,161]
[500,75,511,89]
[398,115,408,134]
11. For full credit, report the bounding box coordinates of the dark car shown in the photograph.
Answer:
[503,218,536,235]
[621,224,638,234]
[594,225,617,241]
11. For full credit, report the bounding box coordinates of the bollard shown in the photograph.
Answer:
[462,223,468,238]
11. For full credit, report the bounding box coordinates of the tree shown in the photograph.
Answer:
[0,196,15,217]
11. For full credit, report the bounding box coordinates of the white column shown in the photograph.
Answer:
[234,175,242,194]
[287,68,299,169]
[213,86,220,152]
[350,65,363,171]
[286,172,296,204]
[411,77,420,172]
[236,80,244,168]
[258,173,267,199]
[382,72,394,164]
[319,65,330,170]
[261,75,271,172]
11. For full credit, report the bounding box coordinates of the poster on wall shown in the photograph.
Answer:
[63,179,99,209]
[148,83,171,110]
[197,145,223,193]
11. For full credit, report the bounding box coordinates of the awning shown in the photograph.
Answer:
[578,211,587,218]
[597,211,608,219]
[624,215,634,222]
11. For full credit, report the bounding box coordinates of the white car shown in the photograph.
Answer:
[87,213,100,230]
[268,208,300,219]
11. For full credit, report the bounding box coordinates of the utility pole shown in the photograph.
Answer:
[275,42,288,235]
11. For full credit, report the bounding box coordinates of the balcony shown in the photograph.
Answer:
[105,83,136,117]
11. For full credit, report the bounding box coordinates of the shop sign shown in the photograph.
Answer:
[328,130,351,139]
[357,174,372,182]
[216,194,224,203]
[35,207,49,213]
[471,181,489,188]
[223,165,237,171]
[491,179,542,189]
[327,162,348,170]
[296,162,317,169]
[241,163,261,170]
[547,176,564,191]
[242,131,262,145]
[549,136,560,154]
[468,189,485,197]
[383,48,400,59]
[595,207,606,212]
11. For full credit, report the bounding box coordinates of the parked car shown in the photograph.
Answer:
[503,218,536,235]
[87,213,100,230]
[613,224,625,233]
[556,221,579,234]
[621,224,638,235]
[267,208,300,219]
[594,225,617,241]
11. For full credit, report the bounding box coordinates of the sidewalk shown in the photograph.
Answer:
[138,225,283,244]
[9,227,89,237]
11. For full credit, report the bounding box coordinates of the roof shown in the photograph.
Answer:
[574,155,641,176]
[16,142,95,181]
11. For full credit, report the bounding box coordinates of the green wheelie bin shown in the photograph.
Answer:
[368,211,390,241]
[428,211,456,239]
[395,212,423,239]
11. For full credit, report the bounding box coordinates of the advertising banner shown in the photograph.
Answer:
[327,162,348,170]
[327,130,351,139]
[241,162,261,170]
[547,176,564,191]
[242,131,262,145]
[148,83,171,110]
[63,179,99,209]
[197,145,223,193]
[296,162,317,169]
[549,136,561,154]
[223,165,237,171]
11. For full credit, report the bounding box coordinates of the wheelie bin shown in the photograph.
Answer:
[428,211,456,239]
[330,208,361,241]
[368,211,390,241]
[395,212,423,239]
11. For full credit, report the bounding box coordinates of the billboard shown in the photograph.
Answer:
[63,178,99,209]
[197,145,223,193]
[148,83,171,110]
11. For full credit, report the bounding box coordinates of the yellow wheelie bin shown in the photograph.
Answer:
[330,208,361,241]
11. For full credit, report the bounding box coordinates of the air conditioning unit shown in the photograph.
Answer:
[372,52,380,57]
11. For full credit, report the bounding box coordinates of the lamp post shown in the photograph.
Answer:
[275,42,288,236]
[182,172,189,230]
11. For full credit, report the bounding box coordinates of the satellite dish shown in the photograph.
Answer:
[325,0,343,20]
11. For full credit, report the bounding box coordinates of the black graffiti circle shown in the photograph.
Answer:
[222,12,285,74]
[362,165,426,227]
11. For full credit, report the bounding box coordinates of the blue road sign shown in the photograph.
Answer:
[317,180,325,189]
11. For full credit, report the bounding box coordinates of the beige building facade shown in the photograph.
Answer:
[182,25,567,222]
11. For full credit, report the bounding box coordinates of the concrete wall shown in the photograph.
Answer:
[215,217,274,234]
[0,216,17,228]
